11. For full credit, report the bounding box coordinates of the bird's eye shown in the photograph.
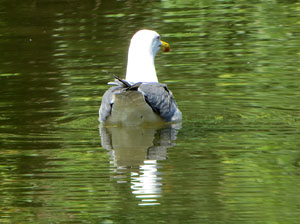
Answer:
[157,36,160,40]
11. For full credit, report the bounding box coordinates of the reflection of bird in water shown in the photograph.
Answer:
[99,29,182,126]
[99,123,181,206]
[99,124,180,167]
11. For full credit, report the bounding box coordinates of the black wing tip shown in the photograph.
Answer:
[112,74,142,91]
[112,75,131,88]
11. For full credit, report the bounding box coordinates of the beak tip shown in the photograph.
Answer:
[160,40,170,52]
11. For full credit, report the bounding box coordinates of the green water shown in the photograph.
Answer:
[1,0,300,223]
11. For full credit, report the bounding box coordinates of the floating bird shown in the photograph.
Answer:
[99,29,182,126]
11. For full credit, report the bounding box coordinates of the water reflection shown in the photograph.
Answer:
[100,124,180,205]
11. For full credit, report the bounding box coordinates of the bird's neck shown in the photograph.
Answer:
[125,47,158,83]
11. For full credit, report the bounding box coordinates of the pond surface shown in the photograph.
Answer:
[1,0,300,223]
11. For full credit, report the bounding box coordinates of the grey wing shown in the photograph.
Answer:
[139,83,181,122]
[99,86,121,122]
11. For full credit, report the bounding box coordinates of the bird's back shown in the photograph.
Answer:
[99,76,181,126]
[106,90,163,125]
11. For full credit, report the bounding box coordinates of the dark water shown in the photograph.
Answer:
[1,0,300,223]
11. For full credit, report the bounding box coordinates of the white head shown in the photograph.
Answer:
[125,29,170,83]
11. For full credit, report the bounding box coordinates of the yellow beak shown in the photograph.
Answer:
[160,40,170,52]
